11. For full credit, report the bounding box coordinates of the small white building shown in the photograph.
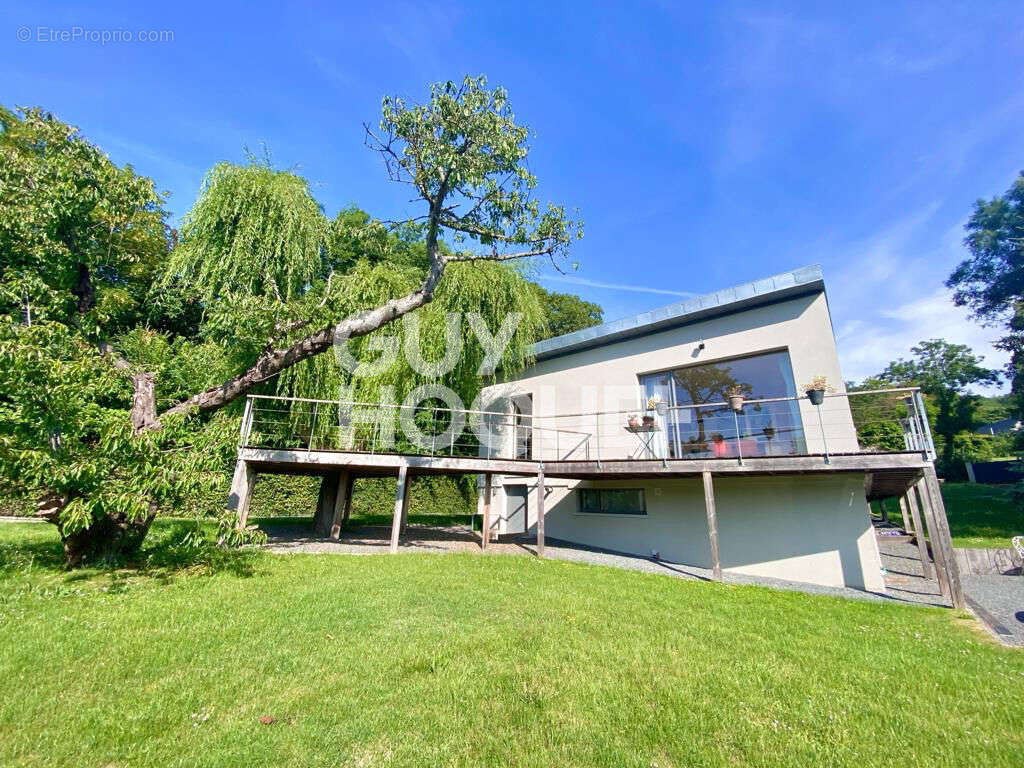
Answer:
[477,265,889,591]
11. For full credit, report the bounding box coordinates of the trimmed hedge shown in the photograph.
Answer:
[247,473,475,521]
[0,473,476,524]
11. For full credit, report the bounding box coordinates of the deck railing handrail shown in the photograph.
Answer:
[531,386,922,420]
[240,386,935,463]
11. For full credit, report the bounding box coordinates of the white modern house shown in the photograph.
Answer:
[230,264,963,606]
[474,265,916,592]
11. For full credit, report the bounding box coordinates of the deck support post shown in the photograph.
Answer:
[329,470,352,540]
[227,458,257,529]
[916,477,950,599]
[701,470,722,581]
[342,474,354,525]
[898,496,913,534]
[536,464,545,558]
[920,466,965,609]
[481,473,492,550]
[390,464,409,554]
[313,471,342,538]
[904,486,932,579]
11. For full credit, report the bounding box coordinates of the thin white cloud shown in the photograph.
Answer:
[539,274,695,298]
[817,202,1009,392]
[837,288,1008,394]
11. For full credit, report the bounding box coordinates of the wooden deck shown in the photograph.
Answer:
[238,445,929,500]
[228,445,963,609]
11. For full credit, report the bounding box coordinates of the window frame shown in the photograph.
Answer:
[636,347,806,459]
[576,487,648,517]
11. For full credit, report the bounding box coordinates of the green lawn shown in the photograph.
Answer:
[877,482,1021,548]
[1,521,1023,768]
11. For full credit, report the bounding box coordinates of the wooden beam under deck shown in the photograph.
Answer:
[240,447,929,484]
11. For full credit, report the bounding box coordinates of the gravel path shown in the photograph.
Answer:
[876,538,949,607]
[265,521,947,606]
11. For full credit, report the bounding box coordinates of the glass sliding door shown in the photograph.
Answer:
[639,350,806,459]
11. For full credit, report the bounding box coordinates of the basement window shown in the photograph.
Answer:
[578,488,647,516]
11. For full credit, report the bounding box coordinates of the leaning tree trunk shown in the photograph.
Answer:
[37,495,157,567]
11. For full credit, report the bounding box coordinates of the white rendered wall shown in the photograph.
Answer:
[492,474,885,592]
[481,291,857,461]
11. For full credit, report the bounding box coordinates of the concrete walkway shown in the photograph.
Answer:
[264,520,948,607]
[962,574,1024,647]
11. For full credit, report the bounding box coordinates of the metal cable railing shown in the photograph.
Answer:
[238,387,935,465]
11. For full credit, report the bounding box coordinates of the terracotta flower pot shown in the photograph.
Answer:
[627,416,640,429]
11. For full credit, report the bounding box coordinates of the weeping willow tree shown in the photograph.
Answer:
[3,76,580,564]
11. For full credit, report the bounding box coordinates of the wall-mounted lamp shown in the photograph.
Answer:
[696,340,706,351]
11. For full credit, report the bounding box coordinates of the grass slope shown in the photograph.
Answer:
[1,521,1022,767]
[877,483,1021,549]
[941,483,1021,548]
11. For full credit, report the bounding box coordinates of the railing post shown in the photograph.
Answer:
[595,411,602,468]
[240,397,254,446]
[914,391,936,460]
[816,402,830,464]
[308,403,318,455]
[732,409,743,465]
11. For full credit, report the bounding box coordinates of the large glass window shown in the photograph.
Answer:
[639,350,806,458]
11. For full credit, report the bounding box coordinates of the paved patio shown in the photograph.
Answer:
[263,520,951,607]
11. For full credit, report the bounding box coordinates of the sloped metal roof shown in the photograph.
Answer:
[531,264,825,361]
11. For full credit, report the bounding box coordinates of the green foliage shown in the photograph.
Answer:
[530,283,603,339]
[948,172,1024,323]
[856,421,906,452]
[0,106,170,335]
[1,79,580,564]
[948,173,1024,421]
[166,160,328,302]
[949,431,1015,463]
[974,393,1015,425]
[0,320,238,535]
[873,339,1001,470]
[375,76,581,258]
[246,474,474,521]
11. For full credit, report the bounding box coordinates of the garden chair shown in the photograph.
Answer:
[1013,536,1024,576]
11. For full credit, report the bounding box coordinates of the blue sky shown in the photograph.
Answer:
[3,1,1023,391]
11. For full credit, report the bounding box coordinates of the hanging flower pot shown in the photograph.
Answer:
[806,388,825,406]
[726,386,745,413]
[803,376,830,406]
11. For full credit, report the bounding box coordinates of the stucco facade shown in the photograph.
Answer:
[476,268,886,592]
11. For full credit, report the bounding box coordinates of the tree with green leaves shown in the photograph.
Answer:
[529,284,603,339]
[947,171,1024,421]
[0,76,581,565]
[874,339,1000,470]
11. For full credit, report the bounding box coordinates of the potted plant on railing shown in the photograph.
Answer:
[803,376,832,405]
[647,394,669,416]
[726,385,746,413]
